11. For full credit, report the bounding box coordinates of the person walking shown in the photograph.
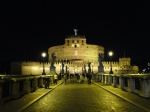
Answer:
[79,73,83,83]
[54,74,58,84]
[44,76,50,89]
[76,73,80,82]
[87,73,92,84]
[64,74,67,84]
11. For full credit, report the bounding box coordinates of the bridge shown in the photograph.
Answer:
[0,74,150,111]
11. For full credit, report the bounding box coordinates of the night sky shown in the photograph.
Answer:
[1,0,150,71]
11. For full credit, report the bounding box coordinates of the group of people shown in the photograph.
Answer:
[44,74,58,89]
[44,73,92,87]
[75,73,92,84]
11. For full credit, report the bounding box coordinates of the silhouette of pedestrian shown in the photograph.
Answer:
[54,74,58,84]
[44,76,50,89]
[64,74,67,84]
[88,73,92,84]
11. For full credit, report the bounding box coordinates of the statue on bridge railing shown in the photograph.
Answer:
[84,64,86,74]
[98,53,104,65]
[50,53,56,76]
[88,62,91,74]
[98,53,104,73]
[51,53,56,67]
[62,62,64,74]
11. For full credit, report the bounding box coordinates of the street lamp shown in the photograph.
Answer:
[59,63,62,74]
[109,51,113,74]
[67,68,69,76]
[42,52,46,75]
[59,63,62,79]
[92,62,94,74]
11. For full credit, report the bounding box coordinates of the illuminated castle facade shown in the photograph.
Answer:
[11,34,139,75]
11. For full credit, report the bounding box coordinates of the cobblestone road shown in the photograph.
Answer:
[23,77,145,112]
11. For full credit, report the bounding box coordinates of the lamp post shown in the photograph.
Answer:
[68,68,70,79]
[109,51,113,74]
[59,63,62,74]
[92,62,94,74]
[42,52,46,75]
[59,63,62,79]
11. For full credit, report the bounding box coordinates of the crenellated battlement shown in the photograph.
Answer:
[21,61,50,66]
[11,58,138,75]
[102,61,119,65]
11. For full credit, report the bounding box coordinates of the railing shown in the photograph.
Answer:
[1,73,150,105]
[93,73,150,98]
[0,75,54,105]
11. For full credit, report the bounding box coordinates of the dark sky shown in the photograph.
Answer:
[1,0,150,68]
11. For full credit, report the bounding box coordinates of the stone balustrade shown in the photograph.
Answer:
[94,73,150,98]
[0,73,150,105]
[0,75,53,104]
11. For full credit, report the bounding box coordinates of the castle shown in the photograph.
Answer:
[10,31,139,75]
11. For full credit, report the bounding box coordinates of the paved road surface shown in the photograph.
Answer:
[23,77,145,112]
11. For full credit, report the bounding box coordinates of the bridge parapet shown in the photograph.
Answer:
[93,73,150,98]
[0,75,48,105]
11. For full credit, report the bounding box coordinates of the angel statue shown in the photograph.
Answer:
[51,53,56,66]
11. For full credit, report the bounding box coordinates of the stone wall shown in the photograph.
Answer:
[10,58,138,75]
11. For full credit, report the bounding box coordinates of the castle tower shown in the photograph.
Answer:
[48,31,104,74]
